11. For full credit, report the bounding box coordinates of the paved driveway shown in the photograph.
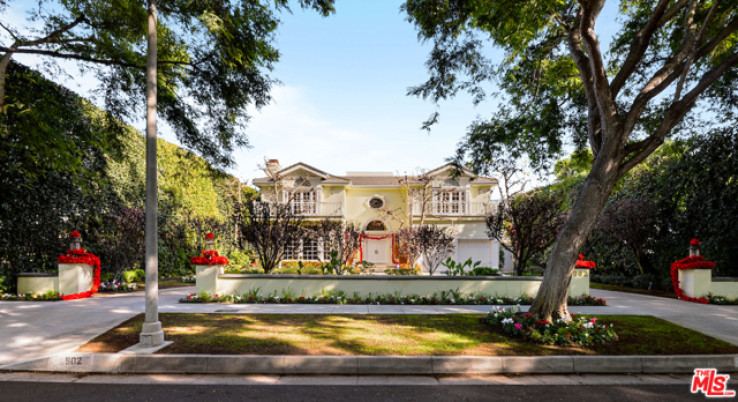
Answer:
[1,287,737,366]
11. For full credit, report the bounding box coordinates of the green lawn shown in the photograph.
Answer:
[77,313,738,356]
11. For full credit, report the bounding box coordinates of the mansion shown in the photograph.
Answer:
[252,160,512,272]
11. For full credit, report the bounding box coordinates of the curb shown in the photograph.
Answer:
[2,354,737,375]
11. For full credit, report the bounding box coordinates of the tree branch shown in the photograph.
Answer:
[0,47,141,68]
[610,0,670,97]
[623,13,738,136]
[0,22,20,42]
[16,15,89,48]
[673,0,721,102]
[618,50,738,177]
[566,8,602,156]
[579,0,620,137]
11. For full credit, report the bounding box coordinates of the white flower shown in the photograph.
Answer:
[501,318,514,325]
[497,299,504,304]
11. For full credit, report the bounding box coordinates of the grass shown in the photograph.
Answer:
[590,282,677,299]
[76,313,738,356]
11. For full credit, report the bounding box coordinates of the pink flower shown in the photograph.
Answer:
[514,323,523,330]
[590,318,598,324]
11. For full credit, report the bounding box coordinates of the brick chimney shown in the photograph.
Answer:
[264,159,281,178]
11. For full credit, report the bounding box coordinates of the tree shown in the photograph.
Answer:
[487,190,568,276]
[405,0,738,321]
[0,0,335,166]
[416,225,454,275]
[240,200,305,273]
[395,226,423,267]
[595,198,657,275]
[313,220,363,275]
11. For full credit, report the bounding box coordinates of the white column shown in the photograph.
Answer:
[316,185,323,215]
[453,238,459,262]
[503,248,514,273]
[491,239,500,269]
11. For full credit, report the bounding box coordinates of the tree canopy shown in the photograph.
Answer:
[405,0,737,172]
[405,0,738,321]
[0,0,335,167]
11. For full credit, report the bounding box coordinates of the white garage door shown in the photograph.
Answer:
[456,239,492,267]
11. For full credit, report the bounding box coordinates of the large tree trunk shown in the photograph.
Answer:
[528,144,621,323]
[0,50,15,113]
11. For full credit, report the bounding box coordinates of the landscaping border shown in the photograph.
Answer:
[2,353,736,375]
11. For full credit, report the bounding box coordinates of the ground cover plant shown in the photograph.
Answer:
[180,290,607,306]
[76,313,738,356]
[0,291,61,301]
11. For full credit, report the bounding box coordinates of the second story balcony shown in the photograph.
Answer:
[412,200,495,217]
[256,201,344,217]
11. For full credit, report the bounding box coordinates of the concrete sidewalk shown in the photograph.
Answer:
[1,286,737,370]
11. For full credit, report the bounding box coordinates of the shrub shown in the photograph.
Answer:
[486,307,617,346]
[470,266,501,276]
[121,269,145,283]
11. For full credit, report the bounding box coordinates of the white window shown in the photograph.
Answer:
[283,238,321,261]
[291,190,316,214]
[434,190,466,214]
[302,238,320,260]
[284,239,300,260]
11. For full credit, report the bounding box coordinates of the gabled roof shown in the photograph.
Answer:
[252,162,497,187]
[277,162,331,179]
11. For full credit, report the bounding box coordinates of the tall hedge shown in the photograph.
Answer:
[0,62,252,291]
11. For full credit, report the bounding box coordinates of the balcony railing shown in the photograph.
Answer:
[412,201,494,216]
[256,201,344,217]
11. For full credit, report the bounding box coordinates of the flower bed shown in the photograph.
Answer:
[99,281,138,292]
[486,307,617,346]
[180,290,606,306]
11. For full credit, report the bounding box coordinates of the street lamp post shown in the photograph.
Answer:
[139,0,164,347]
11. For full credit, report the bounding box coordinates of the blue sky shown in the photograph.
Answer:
[4,1,620,185]
[234,0,496,180]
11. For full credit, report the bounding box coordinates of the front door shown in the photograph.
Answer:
[364,238,389,264]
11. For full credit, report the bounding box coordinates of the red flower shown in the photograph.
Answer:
[205,232,215,240]
[70,231,81,238]
[690,238,700,246]
[578,254,584,260]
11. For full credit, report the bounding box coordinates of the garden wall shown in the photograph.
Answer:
[195,266,591,298]
[679,269,738,299]
[16,263,92,295]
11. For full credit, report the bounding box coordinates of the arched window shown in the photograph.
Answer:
[366,220,386,231]
[443,178,459,187]
[293,177,311,187]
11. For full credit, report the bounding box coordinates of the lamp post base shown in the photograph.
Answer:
[139,320,165,347]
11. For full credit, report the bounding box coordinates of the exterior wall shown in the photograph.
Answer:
[196,265,225,295]
[711,280,738,299]
[58,263,92,295]
[202,272,589,298]
[678,269,738,299]
[345,188,406,231]
[678,269,712,298]
[17,274,59,295]
[322,186,345,205]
